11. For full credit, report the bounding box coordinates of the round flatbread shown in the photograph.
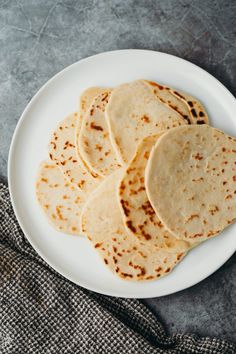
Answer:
[81,170,186,281]
[105,80,187,163]
[119,134,190,253]
[145,80,209,125]
[49,113,102,191]
[78,90,122,177]
[36,162,84,235]
[145,125,236,242]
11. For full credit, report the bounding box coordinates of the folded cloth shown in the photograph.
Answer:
[0,182,235,354]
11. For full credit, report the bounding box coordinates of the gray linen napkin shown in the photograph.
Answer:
[0,182,235,354]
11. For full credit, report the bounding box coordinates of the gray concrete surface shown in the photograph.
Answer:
[0,0,235,343]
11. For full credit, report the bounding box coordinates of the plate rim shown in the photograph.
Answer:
[8,49,236,298]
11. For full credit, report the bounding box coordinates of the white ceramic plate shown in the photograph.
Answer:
[8,49,236,298]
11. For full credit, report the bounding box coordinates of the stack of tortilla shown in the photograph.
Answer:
[36,79,236,281]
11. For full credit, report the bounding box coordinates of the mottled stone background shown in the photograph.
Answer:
[0,0,235,343]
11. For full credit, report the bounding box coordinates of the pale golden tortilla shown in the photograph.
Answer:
[105,80,187,163]
[78,89,122,177]
[48,113,102,191]
[81,170,186,281]
[146,125,236,242]
[36,162,84,235]
[119,134,191,253]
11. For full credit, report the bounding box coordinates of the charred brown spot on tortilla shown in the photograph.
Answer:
[126,220,136,233]
[149,81,164,90]
[44,204,49,209]
[192,177,204,182]
[197,120,206,125]
[185,214,199,222]
[141,115,150,123]
[90,122,103,131]
[155,266,162,272]
[199,111,205,117]
[113,256,118,264]
[77,180,85,189]
[191,108,197,117]
[129,261,146,276]
[188,101,194,108]
[138,251,147,258]
[72,227,77,232]
[49,153,53,160]
[165,267,171,273]
[193,153,203,160]
[225,194,232,200]
[146,276,154,280]
[56,206,66,221]
[104,150,110,156]
[138,224,152,240]
[95,144,102,151]
[95,242,102,248]
[59,126,63,130]
[141,200,156,216]
[101,92,109,102]
[120,272,133,278]
[104,258,108,264]
[173,91,185,99]
[50,142,57,150]
[120,181,126,192]
[183,115,191,124]
[223,181,227,185]
[41,178,48,183]
[190,233,203,238]
[177,253,183,261]
[120,199,130,216]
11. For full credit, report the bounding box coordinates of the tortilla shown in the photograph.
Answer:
[78,90,122,177]
[119,134,190,253]
[81,170,186,281]
[145,125,236,242]
[36,161,84,235]
[145,80,209,125]
[48,113,102,191]
[78,87,106,131]
[105,80,187,163]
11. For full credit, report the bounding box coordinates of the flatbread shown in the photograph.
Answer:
[81,170,186,281]
[145,80,209,125]
[78,87,106,131]
[145,125,236,242]
[105,80,187,163]
[49,113,102,191]
[36,162,84,235]
[119,134,191,253]
[78,90,122,177]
